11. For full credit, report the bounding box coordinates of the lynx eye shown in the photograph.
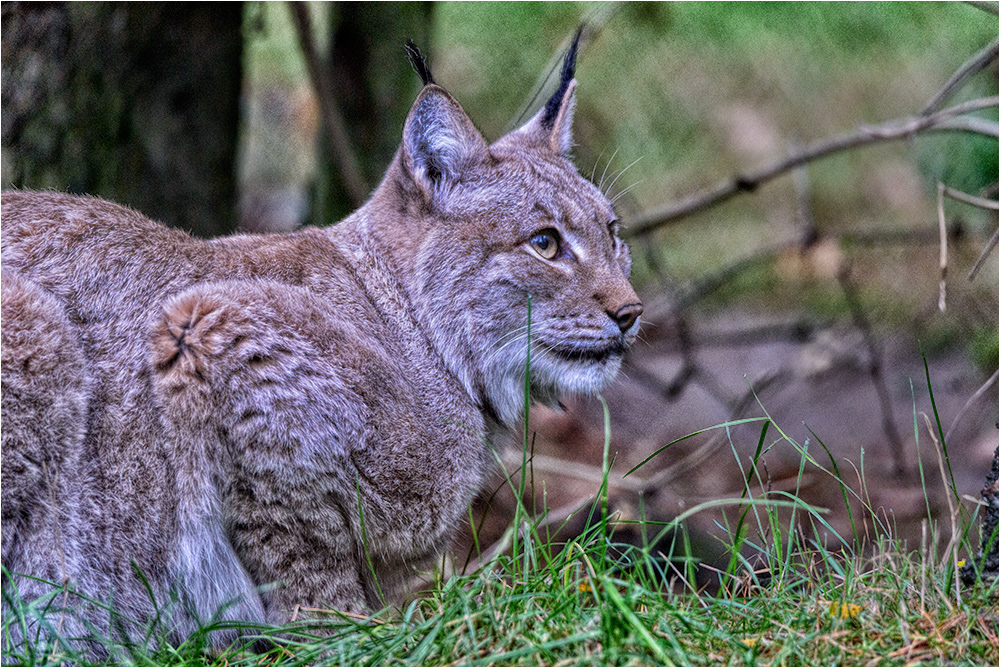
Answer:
[529,229,560,260]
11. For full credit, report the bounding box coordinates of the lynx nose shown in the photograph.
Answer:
[612,303,643,333]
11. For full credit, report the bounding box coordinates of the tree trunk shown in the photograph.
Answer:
[1,2,243,237]
[961,446,999,585]
[311,1,434,226]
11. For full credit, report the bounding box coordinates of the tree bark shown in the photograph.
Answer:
[2,2,243,237]
[310,1,434,226]
[961,446,999,585]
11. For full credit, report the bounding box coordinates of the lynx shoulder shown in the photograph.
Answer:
[0,38,640,655]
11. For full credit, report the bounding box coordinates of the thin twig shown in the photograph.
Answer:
[840,224,969,247]
[938,184,1000,284]
[963,1,1000,16]
[626,96,999,236]
[969,227,999,281]
[923,413,962,600]
[937,182,949,313]
[921,40,998,115]
[288,2,368,206]
[506,4,621,131]
[942,185,1000,210]
[838,265,907,476]
[930,115,999,137]
[944,369,999,443]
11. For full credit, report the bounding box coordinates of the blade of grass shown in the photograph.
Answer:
[724,419,772,579]
[809,427,861,544]
[625,417,770,477]
[599,394,612,572]
[921,345,962,513]
[513,293,534,577]
[600,576,673,665]
[911,378,935,524]
[355,478,386,609]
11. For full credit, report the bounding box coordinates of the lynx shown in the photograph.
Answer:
[0,39,640,653]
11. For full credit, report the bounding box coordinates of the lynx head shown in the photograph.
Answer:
[368,35,641,427]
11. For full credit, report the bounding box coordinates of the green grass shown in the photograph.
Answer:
[4,376,997,666]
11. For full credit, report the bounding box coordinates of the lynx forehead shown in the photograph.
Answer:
[0,35,640,657]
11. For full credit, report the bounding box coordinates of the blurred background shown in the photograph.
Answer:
[3,1,997,579]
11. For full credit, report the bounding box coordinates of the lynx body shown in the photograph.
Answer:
[1,44,640,653]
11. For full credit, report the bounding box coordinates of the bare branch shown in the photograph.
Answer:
[937,182,949,313]
[936,184,999,283]
[942,185,1000,210]
[922,40,998,115]
[969,227,999,281]
[933,115,1000,137]
[288,2,369,207]
[963,1,1000,16]
[506,3,621,131]
[837,265,907,476]
[626,91,998,236]
[945,369,999,443]
[841,224,970,247]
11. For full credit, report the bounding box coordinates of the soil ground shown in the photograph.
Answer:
[459,309,998,578]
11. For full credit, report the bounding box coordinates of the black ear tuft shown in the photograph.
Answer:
[540,26,583,129]
[405,39,435,86]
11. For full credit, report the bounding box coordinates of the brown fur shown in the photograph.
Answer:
[1,68,639,654]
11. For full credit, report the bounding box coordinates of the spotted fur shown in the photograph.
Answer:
[0,41,640,656]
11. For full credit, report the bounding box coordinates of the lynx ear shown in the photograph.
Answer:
[402,85,488,202]
[539,79,577,155]
[509,29,582,155]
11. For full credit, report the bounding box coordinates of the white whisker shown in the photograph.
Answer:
[482,318,556,369]
[598,148,620,194]
[484,332,529,367]
[609,180,644,207]
[488,324,531,350]
[590,148,607,183]
[604,157,643,198]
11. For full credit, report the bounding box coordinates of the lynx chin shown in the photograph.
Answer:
[1,36,641,655]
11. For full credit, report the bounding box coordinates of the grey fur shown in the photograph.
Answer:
[1,73,640,656]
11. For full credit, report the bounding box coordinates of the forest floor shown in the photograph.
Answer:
[459,306,998,582]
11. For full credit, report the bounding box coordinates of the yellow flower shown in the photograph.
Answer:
[578,582,592,593]
[741,637,758,648]
[828,602,861,619]
[957,559,966,567]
